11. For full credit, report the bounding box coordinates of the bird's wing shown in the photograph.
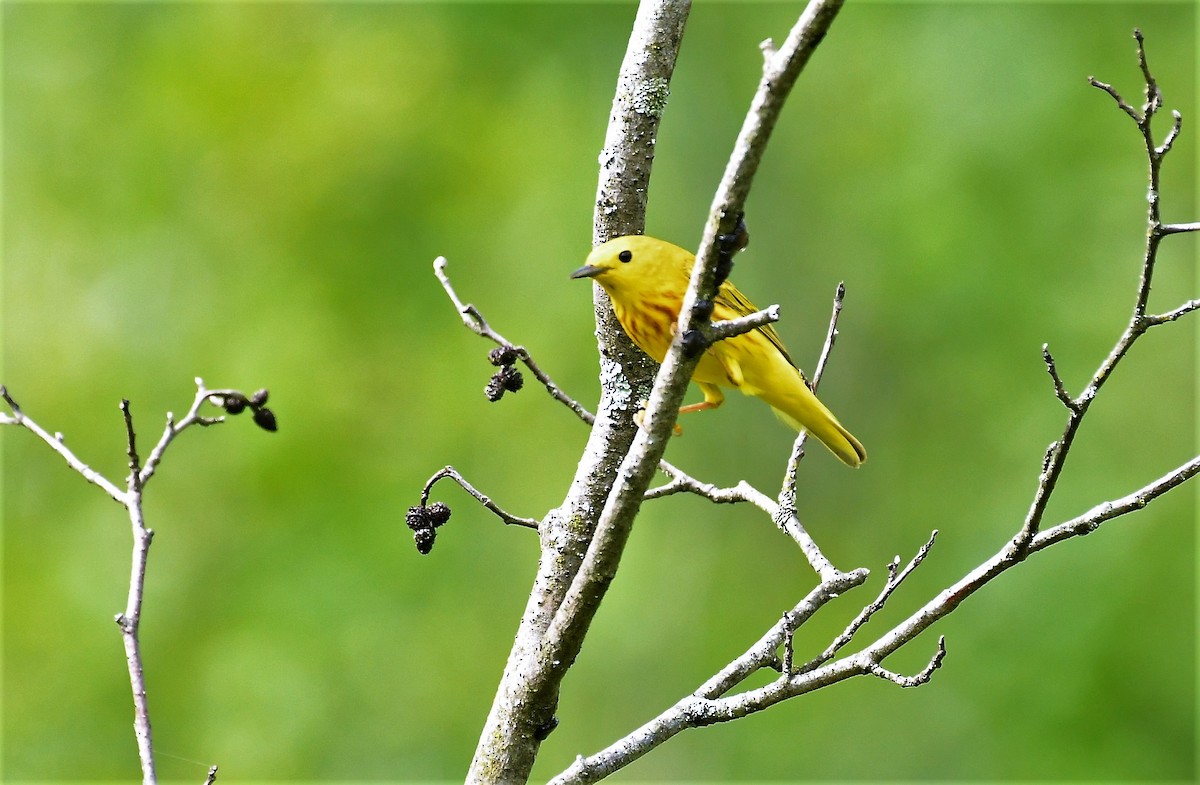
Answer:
[714,280,801,372]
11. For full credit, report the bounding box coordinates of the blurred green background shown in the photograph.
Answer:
[2,1,1194,782]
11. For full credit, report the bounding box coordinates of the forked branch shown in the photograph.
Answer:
[2,378,272,784]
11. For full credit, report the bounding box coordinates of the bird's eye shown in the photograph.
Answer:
[618,250,633,263]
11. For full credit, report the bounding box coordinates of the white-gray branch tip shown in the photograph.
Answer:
[865,635,947,688]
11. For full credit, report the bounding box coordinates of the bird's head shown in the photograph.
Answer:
[570,235,688,295]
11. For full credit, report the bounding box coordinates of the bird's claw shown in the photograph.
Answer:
[715,212,749,286]
[681,328,709,359]
[634,404,683,436]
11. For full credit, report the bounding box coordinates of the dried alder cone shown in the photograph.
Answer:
[484,345,524,402]
[217,388,278,432]
[572,233,865,467]
[406,501,452,555]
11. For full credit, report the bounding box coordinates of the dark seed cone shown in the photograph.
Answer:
[485,373,506,402]
[488,346,519,367]
[500,365,524,392]
[427,501,452,526]
[406,505,430,531]
[253,406,278,432]
[414,527,436,555]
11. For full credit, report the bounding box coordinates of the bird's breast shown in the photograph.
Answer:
[612,294,679,362]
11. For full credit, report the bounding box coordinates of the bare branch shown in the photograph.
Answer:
[1159,220,1200,235]
[810,281,846,390]
[1016,29,1194,548]
[118,401,157,785]
[1032,455,1200,550]
[775,509,842,580]
[1040,344,1078,411]
[420,465,539,530]
[1087,76,1140,121]
[797,530,938,674]
[708,303,780,343]
[534,2,854,741]
[862,636,946,687]
[5,379,273,783]
[549,568,869,785]
[644,457,841,579]
[779,281,850,535]
[1145,297,1200,325]
[0,385,127,503]
[434,256,596,425]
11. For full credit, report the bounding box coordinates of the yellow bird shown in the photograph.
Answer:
[571,235,866,467]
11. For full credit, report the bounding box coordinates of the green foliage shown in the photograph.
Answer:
[3,2,1194,781]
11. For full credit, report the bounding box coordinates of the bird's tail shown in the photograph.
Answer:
[763,377,866,468]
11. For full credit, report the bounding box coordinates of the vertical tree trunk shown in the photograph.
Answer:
[465,2,691,783]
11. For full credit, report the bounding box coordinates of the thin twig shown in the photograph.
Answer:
[796,529,938,674]
[644,466,770,508]
[778,281,849,551]
[0,386,127,503]
[421,465,540,529]
[1146,297,1200,325]
[861,636,946,687]
[1087,77,1138,121]
[810,281,846,390]
[138,379,233,488]
[1040,344,1078,410]
[434,257,595,425]
[117,399,157,783]
[708,304,780,343]
[1032,454,1200,550]
[1156,110,1182,156]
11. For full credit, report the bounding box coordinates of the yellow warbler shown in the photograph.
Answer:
[571,235,866,468]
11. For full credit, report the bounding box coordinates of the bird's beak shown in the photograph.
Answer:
[570,264,604,280]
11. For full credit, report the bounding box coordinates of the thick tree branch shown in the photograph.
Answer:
[465,3,691,782]
[545,0,847,672]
